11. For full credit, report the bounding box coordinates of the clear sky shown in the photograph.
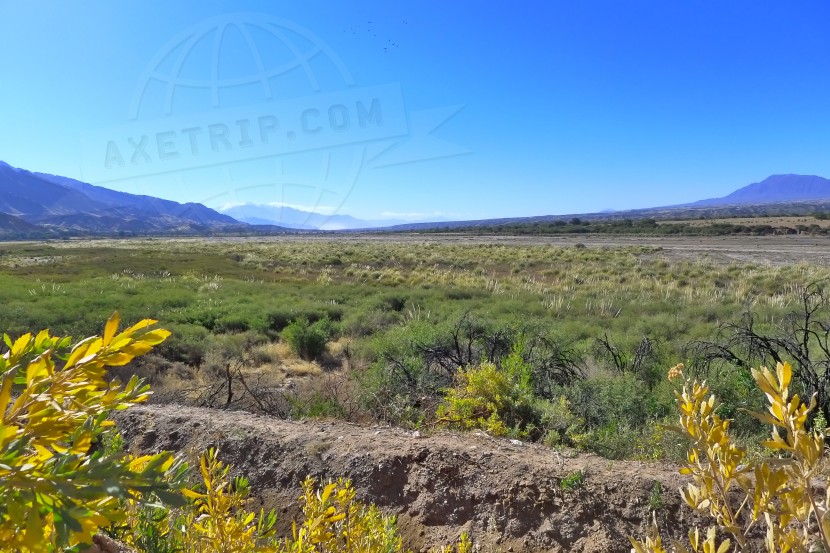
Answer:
[1,1,829,221]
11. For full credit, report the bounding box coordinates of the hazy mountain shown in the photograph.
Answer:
[691,174,830,206]
[34,172,238,226]
[0,161,261,236]
[220,203,423,230]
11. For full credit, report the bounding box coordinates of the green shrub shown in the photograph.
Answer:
[267,308,340,336]
[341,309,400,337]
[377,293,407,312]
[537,396,583,445]
[265,309,294,333]
[555,371,681,458]
[282,317,330,360]
[566,371,657,430]
[156,323,210,365]
[568,420,670,460]
[213,315,250,334]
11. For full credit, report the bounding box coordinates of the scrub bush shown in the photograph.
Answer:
[281,317,330,361]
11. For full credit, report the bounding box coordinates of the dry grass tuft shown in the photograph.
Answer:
[280,359,322,377]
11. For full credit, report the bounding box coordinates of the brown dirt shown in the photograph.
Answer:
[112,404,723,553]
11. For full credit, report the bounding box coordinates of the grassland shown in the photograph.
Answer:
[2,235,828,458]
[3,236,823,337]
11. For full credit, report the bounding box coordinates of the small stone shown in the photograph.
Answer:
[413,430,422,438]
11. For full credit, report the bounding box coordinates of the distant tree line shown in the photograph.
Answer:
[425,218,830,236]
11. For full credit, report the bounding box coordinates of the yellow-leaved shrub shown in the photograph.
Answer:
[631,361,830,553]
[154,447,279,552]
[280,476,404,552]
[436,340,536,437]
[436,360,513,436]
[0,312,187,552]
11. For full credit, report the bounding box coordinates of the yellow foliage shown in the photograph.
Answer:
[166,447,278,553]
[0,312,186,552]
[630,361,830,553]
[436,340,535,437]
[437,361,513,436]
[279,476,401,553]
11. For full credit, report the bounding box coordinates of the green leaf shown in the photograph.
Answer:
[153,488,188,507]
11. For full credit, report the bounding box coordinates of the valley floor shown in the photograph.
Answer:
[351,233,830,266]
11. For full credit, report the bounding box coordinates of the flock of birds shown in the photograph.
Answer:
[344,20,406,53]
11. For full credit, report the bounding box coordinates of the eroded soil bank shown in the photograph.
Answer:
[114,404,716,553]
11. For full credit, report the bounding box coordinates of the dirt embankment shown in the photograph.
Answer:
[114,404,714,553]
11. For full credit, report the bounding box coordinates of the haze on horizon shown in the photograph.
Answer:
[1,1,829,221]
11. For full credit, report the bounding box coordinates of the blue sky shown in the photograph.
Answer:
[1,1,829,221]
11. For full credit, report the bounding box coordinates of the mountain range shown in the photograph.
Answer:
[1,161,829,238]
[0,161,258,237]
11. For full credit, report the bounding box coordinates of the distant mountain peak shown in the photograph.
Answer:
[691,174,830,207]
